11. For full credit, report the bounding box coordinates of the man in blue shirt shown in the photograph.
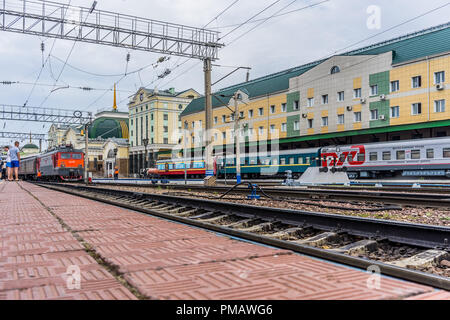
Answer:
[9,141,20,181]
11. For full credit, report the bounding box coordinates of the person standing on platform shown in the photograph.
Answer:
[8,142,20,182]
[4,146,11,181]
[114,166,119,180]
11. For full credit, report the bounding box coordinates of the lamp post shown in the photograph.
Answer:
[143,138,149,179]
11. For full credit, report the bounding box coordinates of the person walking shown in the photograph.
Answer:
[9,142,20,182]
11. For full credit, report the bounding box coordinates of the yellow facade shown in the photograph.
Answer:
[181,52,449,148]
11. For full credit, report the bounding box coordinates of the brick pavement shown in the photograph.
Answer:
[0,181,447,300]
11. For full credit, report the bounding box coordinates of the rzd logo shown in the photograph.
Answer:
[321,145,366,167]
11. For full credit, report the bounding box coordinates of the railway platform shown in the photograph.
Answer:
[1,181,449,300]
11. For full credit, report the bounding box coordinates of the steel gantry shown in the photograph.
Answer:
[0,0,222,60]
[0,0,224,185]
[0,104,92,125]
[0,131,46,140]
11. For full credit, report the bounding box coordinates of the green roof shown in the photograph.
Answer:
[182,22,450,117]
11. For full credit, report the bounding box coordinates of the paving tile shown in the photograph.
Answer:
[0,182,445,300]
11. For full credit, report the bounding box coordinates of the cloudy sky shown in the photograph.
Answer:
[1,0,449,147]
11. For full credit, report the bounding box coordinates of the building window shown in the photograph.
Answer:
[164,126,168,133]
[337,114,345,125]
[293,100,300,111]
[151,126,154,133]
[131,119,134,125]
[411,103,422,115]
[370,85,378,96]
[230,114,235,121]
[307,98,314,107]
[199,120,202,127]
[370,109,379,120]
[164,114,168,121]
[248,110,254,118]
[294,121,300,131]
[214,117,218,124]
[258,108,264,116]
[337,91,345,102]
[281,123,287,132]
[391,106,400,118]
[321,117,328,127]
[222,115,226,123]
[331,66,340,74]
[412,76,422,88]
[435,71,445,84]
[164,138,169,144]
[322,95,328,104]
[270,105,276,114]
[192,122,195,128]
[281,103,287,112]
[151,113,154,121]
[222,132,226,139]
[239,111,244,119]
[390,80,400,92]
[131,130,134,136]
[307,119,313,129]
[184,121,188,129]
[353,89,361,99]
[354,112,362,122]
[258,126,264,135]
[270,124,276,134]
[435,99,445,113]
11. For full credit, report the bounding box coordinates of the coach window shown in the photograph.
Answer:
[280,158,286,165]
[396,150,406,160]
[427,149,434,159]
[357,153,365,162]
[383,151,391,161]
[273,158,278,166]
[444,148,450,158]
[298,157,304,164]
[411,150,421,160]
[306,157,311,164]
[289,157,295,165]
[370,152,378,161]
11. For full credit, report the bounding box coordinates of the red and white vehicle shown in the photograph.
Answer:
[320,137,450,179]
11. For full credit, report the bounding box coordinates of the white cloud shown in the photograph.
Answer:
[0,0,449,138]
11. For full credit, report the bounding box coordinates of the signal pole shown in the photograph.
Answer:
[234,93,241,184]
[204,58,215,185]
[84,123,89,185]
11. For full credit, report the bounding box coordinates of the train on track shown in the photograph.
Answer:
[19,145,85,181]
[155,137,450,179]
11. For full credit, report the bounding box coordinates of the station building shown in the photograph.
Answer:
[128,87,200,175]
[180,23,450,155]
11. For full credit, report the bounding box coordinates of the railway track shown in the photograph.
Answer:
[90,182,450,208]
[35,182,450,291]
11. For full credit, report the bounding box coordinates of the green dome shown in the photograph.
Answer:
[88,118,129,139]
[22,143,39,149]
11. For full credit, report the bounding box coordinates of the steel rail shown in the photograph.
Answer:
[34,182,450,291]
[90,182,450,208]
